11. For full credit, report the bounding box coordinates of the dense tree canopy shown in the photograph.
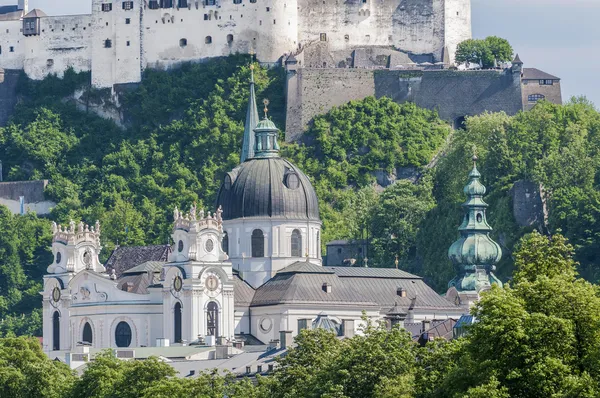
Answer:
[455,36,513,68]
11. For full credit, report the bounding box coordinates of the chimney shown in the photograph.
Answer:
[268,339,280,350]
[342,319,354,338]
[422,319,431,333]
[215,344,230,360]
[322,282,332,293]
[279,330,293,349]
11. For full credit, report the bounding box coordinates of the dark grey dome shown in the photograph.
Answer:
[216,157,320,221]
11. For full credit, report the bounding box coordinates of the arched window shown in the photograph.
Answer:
[82,322,93,345]
[227,34,234,43]
[205,36,212,44]
[291,229,302,257]
[222,231,229,255]
[251,229,264,257]
[206,302,219,336]
[528,94,545,102]
[52,311,60,351]
[174,302,182,343]
[115,321,132,347]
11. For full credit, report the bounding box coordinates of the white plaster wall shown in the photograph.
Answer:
[0,198,55,215]
[223,218,322,288]
[444,0,471,63]
[0,20,25,69]
[23,16,92,80]
[141,0,297,73]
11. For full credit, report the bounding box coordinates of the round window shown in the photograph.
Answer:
[224,174,232,190]
[259,317,273,333]
[285,173,300,190]
[56,252,62,264]
[178,240,184,253]
[205,239,214,253]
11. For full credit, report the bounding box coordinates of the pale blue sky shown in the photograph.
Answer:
[4,0,598,106]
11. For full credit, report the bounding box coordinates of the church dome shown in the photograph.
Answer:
[216,157,320,221]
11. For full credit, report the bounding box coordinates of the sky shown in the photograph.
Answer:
[3,0,598,107]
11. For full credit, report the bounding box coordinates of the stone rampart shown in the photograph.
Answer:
[285,67,524,141]
[0,180,55,215]
[0,69,20,127]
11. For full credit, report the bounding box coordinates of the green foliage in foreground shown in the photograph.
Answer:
[3,232,600,397]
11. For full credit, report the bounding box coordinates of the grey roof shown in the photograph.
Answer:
[522,68,560,81]
[122,260,165,275]
[117,272,158,294]
[105,245,170,277]
[24,9,47,18]
[512,54,523,65]
[249,263,460,312]
[326,266,419,279]
[0,5,18,14]
[234,273,256,307]
[326,239,367,246]
[0,180,48,202]
[240,71,258,163]
[216,157,320,221]
[251,262,377,307]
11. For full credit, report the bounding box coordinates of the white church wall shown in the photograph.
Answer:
[0,197,55,215]
[224,218,322,288]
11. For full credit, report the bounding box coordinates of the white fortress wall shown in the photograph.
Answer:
[23,15,92,80]
[141,0,298,72]
[443,0,471,62]
[298,0,396,53]
[391,0,445,60]
[0,19,25,69]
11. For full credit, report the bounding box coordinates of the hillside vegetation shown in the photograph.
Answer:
[0,55,599,336]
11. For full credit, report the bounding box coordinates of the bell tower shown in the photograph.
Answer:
[446,155,502,309]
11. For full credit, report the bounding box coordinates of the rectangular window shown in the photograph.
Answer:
[126,40,130,46]
[125,18,131,24]
[266,7,270,11]
[9,46,14,52]
[539,79,554,86]
[102,3,113,12]
[122,1,133,9]
[104,39,112,48]
[298,319,308,331]
[320,33,327,41]
[149,0,159,9]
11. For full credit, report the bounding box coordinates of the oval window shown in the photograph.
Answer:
[205,239,214,253]
[286,173,299,190]
[115,321,132,347]
[224,174,232,190]
[476,213,483,223]
[56,252,62,264]
[178,240,184,253]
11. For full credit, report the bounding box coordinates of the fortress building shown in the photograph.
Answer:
[0,0,470,88]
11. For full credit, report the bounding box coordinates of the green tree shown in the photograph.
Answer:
[455,37,513,68]
[0,336,75,398]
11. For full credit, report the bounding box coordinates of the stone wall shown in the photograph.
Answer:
[510,180,547,230]
[0,180,56,215]
[285,66,524,141]
[522,79,562,111]
[0,69,20,127]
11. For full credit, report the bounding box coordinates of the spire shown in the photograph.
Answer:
[448,155,502,293]
[253,99,280,158]
[240,64,259,163]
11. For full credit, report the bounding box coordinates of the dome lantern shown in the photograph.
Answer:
[253,99,280,158]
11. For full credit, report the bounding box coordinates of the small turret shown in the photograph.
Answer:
[47,220,105,274]
[512,54,523,73]
[253,99,280,158]
[447,155,502,296]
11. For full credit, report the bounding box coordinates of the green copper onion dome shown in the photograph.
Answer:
[448,156,502,292]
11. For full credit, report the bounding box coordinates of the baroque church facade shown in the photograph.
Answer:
[41,71,502,357]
